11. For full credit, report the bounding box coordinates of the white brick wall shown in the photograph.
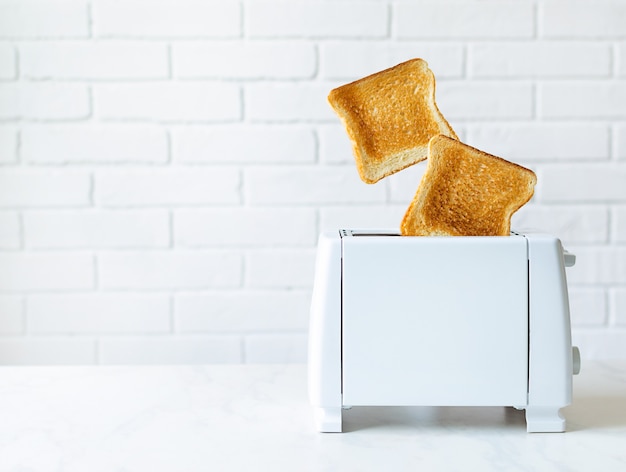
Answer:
[541,1,626,38]
[22,125,168,164]
[172,125,316,164]
[246,1,388,38]
[394,2,535,39]
[20,41,169,79]
[0,169,91,207]
[0,0,625,364]
[95,83,242,121]
[465,124,610,161]
[23,209,170,248]
[174,208,317,247]
[0,212,20,249]
[0,252,94,291]
[98,251,242,290]
[174,291,310,333]
[95,168,240,206]
[0,1,89,39]
[469,42,612,78]
[173,41,317,79]
[0,44,15,79]
[0,127,17,163]
[0,83,90,119]
[541,82,626,119]
[27,293,171,334]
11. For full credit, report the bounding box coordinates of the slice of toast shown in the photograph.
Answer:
[328,58,457,184]
[400,135,537,237]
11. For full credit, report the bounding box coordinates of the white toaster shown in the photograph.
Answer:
[308,229,580,433]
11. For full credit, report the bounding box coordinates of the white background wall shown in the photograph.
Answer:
[0,0,625,364]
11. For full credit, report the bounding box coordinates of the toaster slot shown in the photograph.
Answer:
[341,229,401,237]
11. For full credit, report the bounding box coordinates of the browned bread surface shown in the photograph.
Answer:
[400,135,537,237]
[328,58,457,184]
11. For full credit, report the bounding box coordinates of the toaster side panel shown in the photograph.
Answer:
[308,231,343,416]
[526,235,574,408]
[341,236,529,407]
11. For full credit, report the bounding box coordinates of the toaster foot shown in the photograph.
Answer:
[525,406,566,433]
[313,407,342,433]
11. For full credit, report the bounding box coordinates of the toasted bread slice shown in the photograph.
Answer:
[401,135,537,237]
[328,58,457,184]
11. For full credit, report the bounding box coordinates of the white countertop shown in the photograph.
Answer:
[1,361,625,472]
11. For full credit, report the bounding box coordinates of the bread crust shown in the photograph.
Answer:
[400,135,537,237]
[328,58,457,184]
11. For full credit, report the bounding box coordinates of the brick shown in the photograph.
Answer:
[470,42,611,78]
[318,124,354,164]
[95,168,240,206]
[0,1,88,38]
[541,82,626,119]
[319,42,464,80]
[23,209,170,249]
[27,293,170,334]
[619,43,626,77]
[0,337,96,365]
[245,83,336,122]
[569,288,607,326]
[539,164,626,202]
[99,335,242,364]
[94,0,240,38]
[0,211,20,249]
[98,251,242,290]
[387,163,428,204]
[512,205,608,244]
[0,127,16,162]
[247,1,388,38]
[320,205,408,232]
[173,41,316,79]
[20,41,168,79]
[0,253,94,291]
[436,82,533,120]
[174,208,316,247]
[172,125,315,164]
[0,169,90,207]
[0,83,90,120]
[465,124,610,161]
[246,248,316,288]
[453,126,468,143]
[565,246,626,284]
[21,125,168,164]
[0,295,23,334]
[244,166,386,205]
[542,1,626,38]
[395,1,534,39]
[95,83,241,122]
[0,44,15,78]
[175,291,309,333]
[611,205,626,242]
[611,288,626,325]
[571,329,626,359]
[244,333,308,363]
[616,125,626,159]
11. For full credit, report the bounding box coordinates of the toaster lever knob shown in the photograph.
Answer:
[572,346,581,375]
[563,250,576,267]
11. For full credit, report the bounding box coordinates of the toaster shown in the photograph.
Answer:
[308,229,580,433]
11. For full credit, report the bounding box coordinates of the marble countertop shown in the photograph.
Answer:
[0,361,625,472]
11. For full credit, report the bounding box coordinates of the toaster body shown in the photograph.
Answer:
[308,230,580,433]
